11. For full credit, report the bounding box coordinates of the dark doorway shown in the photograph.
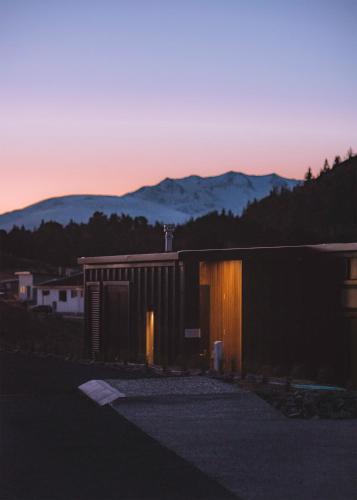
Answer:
[103,281,130,361]
[199,285,210,363]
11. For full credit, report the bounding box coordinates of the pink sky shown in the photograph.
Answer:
[1,1,356,214]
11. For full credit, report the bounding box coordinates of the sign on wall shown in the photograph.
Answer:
[184,328,201,338]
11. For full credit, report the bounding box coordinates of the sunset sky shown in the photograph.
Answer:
[0,0,356,213]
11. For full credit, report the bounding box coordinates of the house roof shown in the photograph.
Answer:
[14,271,59,285]
[77,242,357,265]
[36,273,83,288]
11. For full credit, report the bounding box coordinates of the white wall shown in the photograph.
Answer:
[38,287,84,314]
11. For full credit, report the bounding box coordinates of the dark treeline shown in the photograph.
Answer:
[1,154,356,267]
[1,215,164,267]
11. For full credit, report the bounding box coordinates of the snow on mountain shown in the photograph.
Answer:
[0,171,300,231]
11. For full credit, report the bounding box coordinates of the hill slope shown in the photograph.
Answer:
[241,156,357,244]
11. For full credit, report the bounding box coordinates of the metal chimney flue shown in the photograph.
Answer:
[164,224,175,252]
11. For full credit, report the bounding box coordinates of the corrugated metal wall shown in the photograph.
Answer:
[84,262,181,365]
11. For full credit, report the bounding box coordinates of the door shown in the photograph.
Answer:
[199,285,210,363]
[103,281,130,361]
[200,260,242,372]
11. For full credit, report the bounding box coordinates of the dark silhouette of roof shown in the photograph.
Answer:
[37,273,83,288]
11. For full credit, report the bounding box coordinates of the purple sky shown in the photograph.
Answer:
[0,0,356,212]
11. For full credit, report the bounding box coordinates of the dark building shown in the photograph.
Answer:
[78,243,357,386]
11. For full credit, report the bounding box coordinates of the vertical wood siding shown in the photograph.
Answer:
[200,260,243,371]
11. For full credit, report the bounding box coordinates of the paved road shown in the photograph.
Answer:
[0,351,236,500]
[108,377,357,500]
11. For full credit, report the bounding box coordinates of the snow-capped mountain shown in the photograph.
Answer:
[0,171,300,230]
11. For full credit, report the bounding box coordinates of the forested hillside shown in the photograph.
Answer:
[241,154,357,245]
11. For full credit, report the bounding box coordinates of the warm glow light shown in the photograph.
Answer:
[146,311,155,365]
[200,260,242,372]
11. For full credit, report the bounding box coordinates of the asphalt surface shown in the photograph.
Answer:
[0,351,237,500]
[108,377,357,500]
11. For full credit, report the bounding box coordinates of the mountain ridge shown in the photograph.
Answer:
[0,171,300,230]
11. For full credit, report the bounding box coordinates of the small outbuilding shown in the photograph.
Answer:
[78,243,357,386]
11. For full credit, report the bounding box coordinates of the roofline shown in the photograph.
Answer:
[77,242,357,266]
[179,243,357,259]
[78,252,179,265]
[36,284,83,289]
[14,271,58,277]
[36,273,83,287]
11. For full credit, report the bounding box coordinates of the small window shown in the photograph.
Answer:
[42,290,50,296]
[59,290,67,302]
[71,290,77,298]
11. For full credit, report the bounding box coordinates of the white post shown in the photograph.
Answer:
[213,340,224,372]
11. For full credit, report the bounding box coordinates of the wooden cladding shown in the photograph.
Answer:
[200,260,242,371]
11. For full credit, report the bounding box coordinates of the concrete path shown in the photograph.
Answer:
[106,376,357,500]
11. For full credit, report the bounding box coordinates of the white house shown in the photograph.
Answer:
[15,271,57,302]
[35,273,84,314]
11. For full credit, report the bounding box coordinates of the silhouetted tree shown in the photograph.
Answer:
[304,167,313,182]
[320,158,330,176]
[333,155,341,167]
[346,147,354,160]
